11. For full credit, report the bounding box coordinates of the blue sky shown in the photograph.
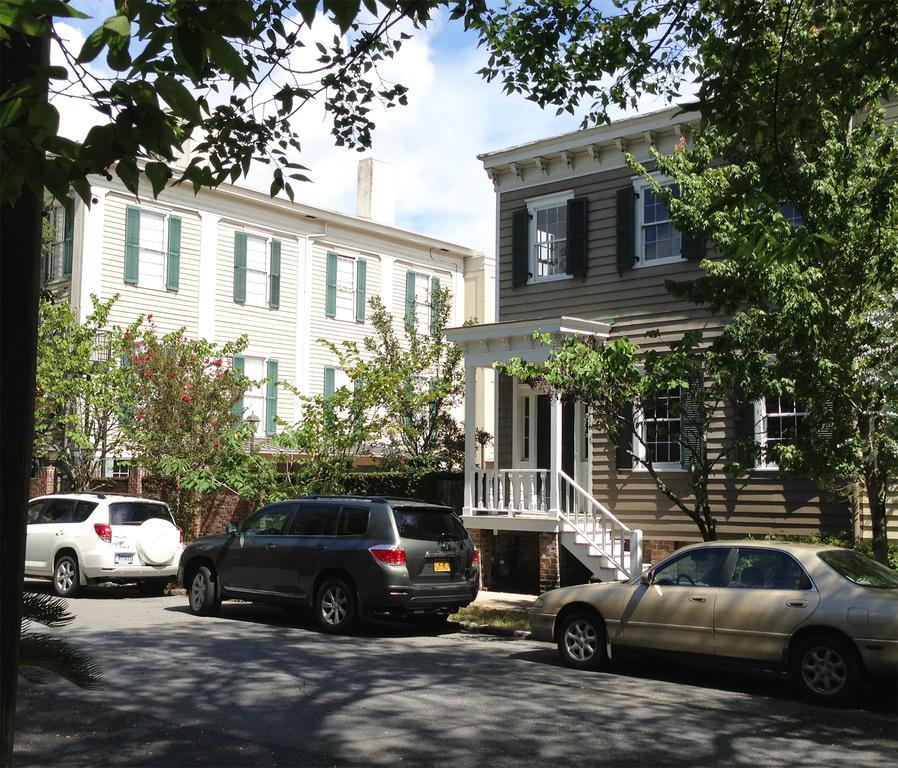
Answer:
[52,4,655,257]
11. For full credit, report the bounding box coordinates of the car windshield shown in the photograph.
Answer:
[392,507,466,541]
[818,550,898,589]
[109,502,172,526]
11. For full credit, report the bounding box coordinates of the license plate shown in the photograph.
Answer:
[115,554,134,565]
[433,560,451,573]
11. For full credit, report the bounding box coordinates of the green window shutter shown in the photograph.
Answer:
[265,359,278,435]
[405,271,416,331]
[166,216,181,292]
[325,251,337,317]
[734,391,758,468]
[269,239,281,309]
[124,206,141,285]
[323,366,336,398]
[429,276,441,335]
[62,199,74,277]
[233,232,247,303]
[355,258,367,322]
[512,208,529,286]
[680,372,706,470]
[232,356,245,424]
[616,188,636,273]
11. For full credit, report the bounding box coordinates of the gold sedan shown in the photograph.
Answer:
[529,540,898,706]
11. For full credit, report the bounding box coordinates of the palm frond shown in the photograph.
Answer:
[19,633,103,689]
[22,591,75,629]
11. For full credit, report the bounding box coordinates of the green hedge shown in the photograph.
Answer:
[341,470,462,508]
[757,531,898,571]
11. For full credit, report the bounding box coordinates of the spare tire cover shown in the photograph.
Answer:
[137,518,180,565]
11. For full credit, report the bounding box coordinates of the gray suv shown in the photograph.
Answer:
[178,496,479,632]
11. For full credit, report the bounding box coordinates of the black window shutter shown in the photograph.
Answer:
[733,390,757,467]
[616,188,635,273]
[682,234,705,261]
[680,372,706,470]
[615,403,634,469]
[566,196,588,276]
[512,208,529,286]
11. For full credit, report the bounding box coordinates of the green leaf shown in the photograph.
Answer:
[154,75,202,123]
[76,26,106,64]
[144,162,172,198]
[102,14,131,37]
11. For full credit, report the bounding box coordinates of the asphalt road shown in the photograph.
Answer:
[14,581,898,767]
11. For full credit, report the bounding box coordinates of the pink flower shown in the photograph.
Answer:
[181,395,192,403]
[147,313,153,323]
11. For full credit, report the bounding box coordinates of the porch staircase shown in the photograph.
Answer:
[557,471,644,581]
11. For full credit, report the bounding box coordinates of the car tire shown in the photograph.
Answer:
[53,554,79,598]
[412,613,451,630]
[187,566,221,617]
[316,577,356,634]
[790,633,861,706]
[136,580,168,597]
[556,611,609,671]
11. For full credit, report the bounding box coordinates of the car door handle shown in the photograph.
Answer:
[265,543,277,550]
[689,596,707,603]
[787,600,808,608]
[314,544,328,552]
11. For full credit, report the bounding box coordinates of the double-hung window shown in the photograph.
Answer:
[528,192,573,281]
[44,201,73,282]
[404,270,442,335]
[325,251,367,322]
[124,205,181,292]
[635,391,682,469]
[636,181,682,266]
[755,396,808,469]
[233,355,279,436]
[233,231,281,309]
[780,202,804,227]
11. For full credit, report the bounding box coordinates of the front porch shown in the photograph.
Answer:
[446,317,644,581]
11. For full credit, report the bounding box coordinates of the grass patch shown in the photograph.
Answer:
[449,605,531,632]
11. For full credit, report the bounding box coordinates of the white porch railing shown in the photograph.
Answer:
[470,468,551,515]
[557,470,643,578]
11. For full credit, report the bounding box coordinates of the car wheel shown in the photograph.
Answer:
[790,633,861,706]
[136,580,168,597]
[557,611,609,671]
[188,566,220,617]
[316,577,356,634]
[53,554,79,598]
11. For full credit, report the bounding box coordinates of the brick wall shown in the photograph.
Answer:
[538,532,560,592]
[197,491,254,537]
[29,466,57,498]
[643,539,691,566]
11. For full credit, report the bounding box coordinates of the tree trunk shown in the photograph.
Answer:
[864,466,890,565]
[1,28,49,766]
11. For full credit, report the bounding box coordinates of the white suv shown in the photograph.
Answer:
[25,493,184,597]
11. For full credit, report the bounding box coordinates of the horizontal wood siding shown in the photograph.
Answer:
[215,221,297,428]
[496,163,850,540]
[101,193,201,336]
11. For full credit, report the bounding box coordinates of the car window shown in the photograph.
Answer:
[27,499,50,524]
[819,549,898,589]
[242,506,292,536]
[653,548,730,587]
[392,507,467,542]
[337,506,369,536]
[73,500,98,523]
[40,498,77,524]
[109,502,173,526]
[288,504,339,536]
[729,549,812,590]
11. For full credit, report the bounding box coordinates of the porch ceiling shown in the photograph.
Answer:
[445,316,610,366]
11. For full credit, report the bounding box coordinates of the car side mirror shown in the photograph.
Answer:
[639,570,652,586]
[226,522,238,536]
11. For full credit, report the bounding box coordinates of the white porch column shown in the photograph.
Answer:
[549,394,562,514]
[463,361,476,515]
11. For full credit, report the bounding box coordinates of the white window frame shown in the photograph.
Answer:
[754,395,809,470]
[243,232,271,309]
[526,190,574,284]
[634,175,684,268]
[632,391,684,472]
[135,208,170,292]
[412,271,432,335]
[513,386,537,467]
[242,355,267,437]
[334,366,353,393]
[335,255,357,322]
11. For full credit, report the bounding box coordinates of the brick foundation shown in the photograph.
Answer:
[197,491,254,537]
[643,539,692,565]
[29,466,57,498]
[538,532,560,592]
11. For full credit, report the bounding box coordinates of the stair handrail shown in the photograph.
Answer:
[557,470,643,578]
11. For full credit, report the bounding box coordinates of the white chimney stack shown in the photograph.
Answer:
[356,158,396,226]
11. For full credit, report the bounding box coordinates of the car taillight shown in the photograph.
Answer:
[369,545,406,566]
[176,526,184,543]
[472,548,480,565]
[94,523,112,543]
